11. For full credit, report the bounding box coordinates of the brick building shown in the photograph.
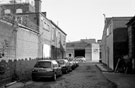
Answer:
[0,0,66,85]
[66,39,100,62]
[127,17,135,73]
[101,17,132,70]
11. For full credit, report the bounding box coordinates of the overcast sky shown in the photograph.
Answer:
[41,0,135,42]
[1,0,135,42]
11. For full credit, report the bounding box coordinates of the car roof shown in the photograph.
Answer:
[57,59,68,61]
[37,60,58,64]
[57,59,68,62]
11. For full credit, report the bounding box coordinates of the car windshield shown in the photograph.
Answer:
[34,61,51,68]
[57,60,65,65]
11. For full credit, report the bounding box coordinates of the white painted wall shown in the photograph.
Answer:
[43,44,51,58]
[85,48,92,62]
[16,26,38,59]
[92,43,99,62]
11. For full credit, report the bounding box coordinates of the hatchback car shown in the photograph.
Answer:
[56,59,72,73]
[67,58,77,70]
[72,59,79,67]
[75,56,86,63]
[32,60,62,81]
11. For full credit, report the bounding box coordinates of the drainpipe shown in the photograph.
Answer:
[34,0,42,58]
[12,0,19,81]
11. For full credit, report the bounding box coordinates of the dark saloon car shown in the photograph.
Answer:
[32,60,62,81]
[56,59,72,74]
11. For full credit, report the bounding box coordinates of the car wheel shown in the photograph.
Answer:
[60,70,63,76]
[52,73,57,81]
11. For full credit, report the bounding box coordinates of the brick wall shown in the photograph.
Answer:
[0,21,16,61]
[0,58,37,86]
[0,3,35,16]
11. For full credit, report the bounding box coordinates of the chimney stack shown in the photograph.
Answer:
[35,0,41,13]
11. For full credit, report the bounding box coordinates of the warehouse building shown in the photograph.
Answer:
[66,39,100,62]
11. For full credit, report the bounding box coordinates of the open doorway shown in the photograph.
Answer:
[74,49,85,57]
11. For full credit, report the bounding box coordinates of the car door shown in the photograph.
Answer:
[53,64,61,76]
[56,64,62,75]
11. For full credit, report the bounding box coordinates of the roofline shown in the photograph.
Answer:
[126,16,135,26]
[106,16,132,20]
[14,12,67,35]
[0,2,31,6]
[49,20,67,35]
[104,16,132,27]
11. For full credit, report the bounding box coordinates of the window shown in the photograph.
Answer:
[43,44,51,58]
[34,61,51,68]
[53,64,58,68]
[106,24,112,36]
[16,9,23,13]
[4,9,11,14]
[51,28,55,41]
[106,27,109,36]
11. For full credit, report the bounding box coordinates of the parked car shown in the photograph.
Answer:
[73,59,79,67]
[75,56,86,63]
[32,60,62,81]
[56,59,72,74]
[67,58,77,70]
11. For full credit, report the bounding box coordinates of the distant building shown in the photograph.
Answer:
[66,39,99,62]
[97,40,102,61]
[101,17,132,70]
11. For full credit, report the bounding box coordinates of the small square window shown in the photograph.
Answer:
[16,9,23,13]
[4,9,11,14]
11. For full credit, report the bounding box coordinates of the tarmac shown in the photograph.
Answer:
[0,81,33,88]
[1,62,135,88]
[96,63,135,88]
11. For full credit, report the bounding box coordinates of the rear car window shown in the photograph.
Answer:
[57,60,65,64]
[53,64,58,67]
[34,61,51,68]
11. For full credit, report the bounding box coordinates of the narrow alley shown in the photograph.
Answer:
[9,63,116,88]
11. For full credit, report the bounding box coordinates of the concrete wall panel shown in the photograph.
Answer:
[0,21,16,61]
[16,27,38,59]
[106,33,114,69]
[92,43,100,62]
[85,49,91,61]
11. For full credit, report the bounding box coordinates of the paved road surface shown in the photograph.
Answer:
[20,62,117,88]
